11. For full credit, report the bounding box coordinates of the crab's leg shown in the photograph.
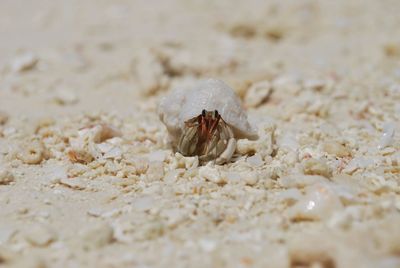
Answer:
[202,112,221,154]
[214,122,235,164]
[215,138,236,165]
[178,120,199,156]
[202,126,220,158]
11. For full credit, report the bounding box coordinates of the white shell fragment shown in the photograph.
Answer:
[244,80,272,108]
[199,164,225,184]
[158,78,258,145]
[11,52,38,73]
[288,183,344,221]
[53,88,79,105]
[0,168,14,185]
[378,122,396,149]
[80,222,114,250]
[24,224,57,247]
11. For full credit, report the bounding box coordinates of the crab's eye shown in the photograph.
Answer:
[215,110,219,117]
[202,109,206,117]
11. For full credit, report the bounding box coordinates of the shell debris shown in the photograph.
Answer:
[378,122,396,149]
[10,52,38,73]
[302,158,332,178]
[288,183,344,221]
[1,1,400,267]
[24,224,57,247]
[53,88,79,105]
[244,80,272,108]
[199,164,225,184]
[80,222,114,250]
[0,168,14,185]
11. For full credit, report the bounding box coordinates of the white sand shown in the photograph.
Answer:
[0,1,400,267]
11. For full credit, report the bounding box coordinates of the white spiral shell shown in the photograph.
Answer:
[158,78,258,145]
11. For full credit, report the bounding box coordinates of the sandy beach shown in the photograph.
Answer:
[0,1,400,267]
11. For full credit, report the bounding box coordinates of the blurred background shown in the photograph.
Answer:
[1,0,400,118]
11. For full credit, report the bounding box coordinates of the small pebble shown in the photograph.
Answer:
[67,149,94,164]
[18,140,46,165]
[145,161,164,182]
[302,158,332,178]
[11,52,38,72]
[53,89,78,105]
[243,171,259,186]
[323,142,351,157]
[378,122,395,149]
[24,224,57,247]
[0,168,14,185]
[244,80,272,108]
[288,183,343,221]
[246,154,264,167]
[199,165,225,184]
[80,222,114,250]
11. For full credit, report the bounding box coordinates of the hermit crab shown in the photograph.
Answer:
[158,78,258,164]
